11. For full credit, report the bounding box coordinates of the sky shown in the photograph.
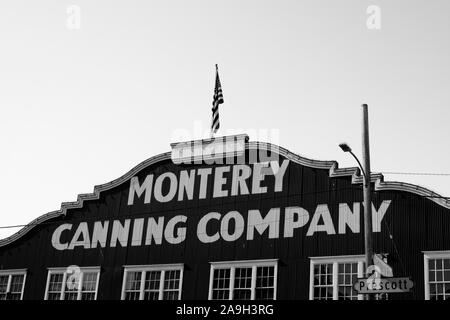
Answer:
[0,0,449,239]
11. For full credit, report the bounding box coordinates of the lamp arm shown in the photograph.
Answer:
[349,151,367,180]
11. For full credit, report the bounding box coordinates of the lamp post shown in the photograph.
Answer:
[339,104,374,300]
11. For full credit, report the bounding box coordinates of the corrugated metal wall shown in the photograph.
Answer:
[1,148,449,300]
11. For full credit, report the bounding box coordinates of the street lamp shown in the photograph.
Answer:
[338,143,367,183]
[339,133,374,300]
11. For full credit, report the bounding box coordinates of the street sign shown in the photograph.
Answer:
[354,277,414,294]
[373,254,393,277]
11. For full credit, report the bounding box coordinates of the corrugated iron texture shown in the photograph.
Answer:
[1,149,449,300]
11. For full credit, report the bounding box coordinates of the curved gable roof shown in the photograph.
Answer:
[0,141,449,248]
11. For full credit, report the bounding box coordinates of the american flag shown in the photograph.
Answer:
[211,64,224,136]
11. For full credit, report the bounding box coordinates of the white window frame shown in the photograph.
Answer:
[309,255,365,300]
[208,259,278,300]
[44,266,100,300]
[423,250,450,300]
[121,264,184,300]
[0,269,27,300]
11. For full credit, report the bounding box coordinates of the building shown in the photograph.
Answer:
[1,134,449,300]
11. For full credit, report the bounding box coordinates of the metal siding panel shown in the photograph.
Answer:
[1,151,450,300]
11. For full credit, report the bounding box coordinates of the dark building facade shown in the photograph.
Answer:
[1,134,449,300]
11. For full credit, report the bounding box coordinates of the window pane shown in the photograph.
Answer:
[430,283,437,294]
[233,267,252,300]
[212,268,230,300]
[143,291,159,300]
[144,271,161,291]
[163,291,179,300]
[0,276,8,294]
[344,264,350,273]
[10,275,24,294]
[442,270,450,282]
[234,268,252,290]
[124,268,182,301]
[162,269,181,300]
[125,291,141,300]
[125,272,142,291]
[233,289,251,300]
[164,270,181,291]
[64,274,79,301]
[428,258,450,300]
[47,273,64,300]
[46,270,99,301]
[313,263,334,300]
[124,271,142,300]
[338,262,359,300]
[81,292,96,301]
[47,293,61,301]
[255,288,273,300]
[64,292,78,300]
[211,263,277,301]
[212,289,229,300]
[314,286,334,300]
[49,273,64,292]
[8,293,22,300]
[255,266,275,300]
[444,259,450,270]
[429,259,436,271]
[64,272,79,300]
[430,271,435,282]
[82,272,97,292]
[0,274,24,301]
[445,283,450,299]
[438,283,444,295]
[143,271,161,300]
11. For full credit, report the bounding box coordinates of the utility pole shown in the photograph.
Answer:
[362,104,374,300]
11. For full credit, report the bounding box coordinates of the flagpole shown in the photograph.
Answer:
[209,65,215,139]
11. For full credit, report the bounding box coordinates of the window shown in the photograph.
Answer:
[44,267,100,300]
[208,259,277,300]
[310,256,365,300]
[121,264,183,300]
[0,269,27,300]
[424,251,450,300]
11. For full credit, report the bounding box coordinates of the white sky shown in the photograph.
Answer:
[1,0,449,239]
